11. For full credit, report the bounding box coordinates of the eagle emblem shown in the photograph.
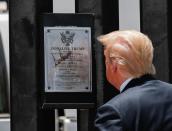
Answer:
[60,31,75,46]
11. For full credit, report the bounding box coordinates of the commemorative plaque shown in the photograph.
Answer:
[44,26,92,92]
[40,13,96,109]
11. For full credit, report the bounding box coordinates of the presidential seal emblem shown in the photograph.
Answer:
[60,31,75,46]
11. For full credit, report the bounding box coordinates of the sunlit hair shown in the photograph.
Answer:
[97,30,156,78]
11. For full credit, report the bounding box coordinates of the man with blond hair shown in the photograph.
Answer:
[95,30,172,131]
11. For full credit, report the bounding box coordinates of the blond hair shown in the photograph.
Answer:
[97,30,156,78]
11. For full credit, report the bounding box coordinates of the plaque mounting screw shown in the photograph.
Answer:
[85,30,88,33]
[85,87,88,90]
[48,86,51,89]
[47,29,50,32]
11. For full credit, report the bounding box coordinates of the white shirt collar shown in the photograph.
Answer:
[120,78,133,93]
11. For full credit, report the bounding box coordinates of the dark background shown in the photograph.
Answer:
[9,0,171,131]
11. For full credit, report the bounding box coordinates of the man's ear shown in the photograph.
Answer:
[111,61,117,72]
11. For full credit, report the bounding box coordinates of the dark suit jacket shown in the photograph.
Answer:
[95,75,172,131]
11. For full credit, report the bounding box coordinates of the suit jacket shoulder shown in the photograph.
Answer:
[95,75,172,131]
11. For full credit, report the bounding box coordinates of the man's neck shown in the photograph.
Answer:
[114,71,133,90]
